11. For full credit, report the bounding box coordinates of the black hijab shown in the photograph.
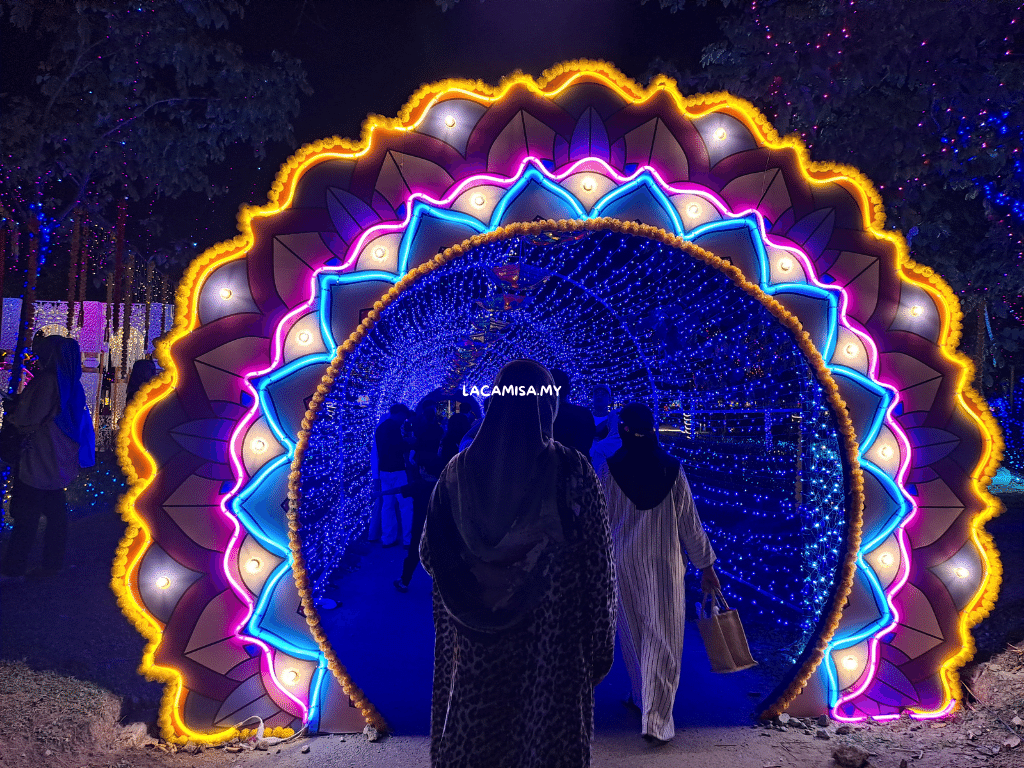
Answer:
[425,359,564,634]
[606,403,680,511]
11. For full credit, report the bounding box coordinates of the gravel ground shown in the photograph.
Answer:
[1,464,1021,768]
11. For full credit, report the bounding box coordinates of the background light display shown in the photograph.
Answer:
[299,229,848,673]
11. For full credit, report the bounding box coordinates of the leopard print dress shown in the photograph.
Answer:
[420,445,616,768]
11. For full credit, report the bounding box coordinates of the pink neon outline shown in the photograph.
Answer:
[229,152,931,723]
[217,273,326,721]
[910,699,956,720]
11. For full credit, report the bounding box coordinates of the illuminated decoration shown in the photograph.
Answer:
[117,62,1002,742]
[0,298,171,422]
[299,224,853,669]
[990,391,1023,472]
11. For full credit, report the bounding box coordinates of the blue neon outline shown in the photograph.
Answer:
[231,454,293,556]
[254,354,333,450]
[398,202,487,277]
[857,460,914,553]
[830,366,891,454]
[589,172,685,235]
[318,271,400,352]
[230,158,921,719]
[244,559,326,721]
[247,560,322,659]
[488,165,587,228]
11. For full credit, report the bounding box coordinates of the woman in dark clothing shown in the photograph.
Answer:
[1,336,96,581]
[392,400,445,592]
[438,412,471,467]
[420,360,616,768]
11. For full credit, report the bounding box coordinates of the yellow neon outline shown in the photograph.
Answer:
[115,60,1002,741]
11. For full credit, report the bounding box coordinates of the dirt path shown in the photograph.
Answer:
[1,481,1021,768]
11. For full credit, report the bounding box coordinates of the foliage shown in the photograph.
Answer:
[436,0,738,11]
[0,0,310,285]
[649,0,1024,377]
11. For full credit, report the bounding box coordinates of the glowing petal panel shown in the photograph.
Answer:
[117,61,1003,742]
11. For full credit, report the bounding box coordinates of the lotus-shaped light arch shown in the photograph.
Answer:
[115,61,1003,743]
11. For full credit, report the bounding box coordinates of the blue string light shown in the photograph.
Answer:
[297,230,847,661]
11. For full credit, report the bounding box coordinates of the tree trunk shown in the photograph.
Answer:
[972,301,986,393]
[9,217,40,395]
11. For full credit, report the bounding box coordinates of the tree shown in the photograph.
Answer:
[648,0,1024,387]
[0,0,309,387]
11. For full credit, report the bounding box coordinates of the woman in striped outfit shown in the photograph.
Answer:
[597,403,720,744]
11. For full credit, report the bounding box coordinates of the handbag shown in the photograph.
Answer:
[696,590,758,673]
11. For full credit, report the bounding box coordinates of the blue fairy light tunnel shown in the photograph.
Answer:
[298,228,848,700]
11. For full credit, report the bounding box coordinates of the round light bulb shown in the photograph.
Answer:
[713,127,727,141]
[296,330,312,346]
[251,438,267,454]
[910,304,923,317]
[471,193,486,208]
[841,655,859,671]
[954,566,970,578]
[879,444,894,460]
[879,552,894,567]
[686,203,701,218]
[778,257,794,273]
[371,246,387,261]
[284,669,300,685]
[444,115,456,128]
[219,287,233,300]
[155,576,171,590]
[581,177,595,192]
[245,558,262,574]
[844,342,858,357]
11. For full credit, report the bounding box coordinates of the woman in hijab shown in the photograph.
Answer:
[1,336,96,581]
[420,360,616,768]
[597,403,719,745]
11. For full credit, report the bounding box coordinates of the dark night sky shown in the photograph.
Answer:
[190,0,730,249]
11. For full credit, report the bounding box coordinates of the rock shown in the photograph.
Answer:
[339,737,346,742]
[301,745,311,754]
[226,745,243,753]
[1011,715,1022,726]
[43,750,52,757]
[777,713,791,725]
[817,715,830,728]
[836,725,853,735]
[832,745,870,768]
[1004,735,1021,750]
[120,722,151,747]
[899,760,908,768]
[816,729,831,740]
[363,724,381,742]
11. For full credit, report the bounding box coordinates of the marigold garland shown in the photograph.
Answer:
[285,218,866,730]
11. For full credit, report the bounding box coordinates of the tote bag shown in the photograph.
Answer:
[696,590,758,673]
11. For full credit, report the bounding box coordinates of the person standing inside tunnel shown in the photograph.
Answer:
[420,360,616,768]
[550,368,596,458]
[375,403,414,546]
[597,403,720,745]
[393,400,445,592]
